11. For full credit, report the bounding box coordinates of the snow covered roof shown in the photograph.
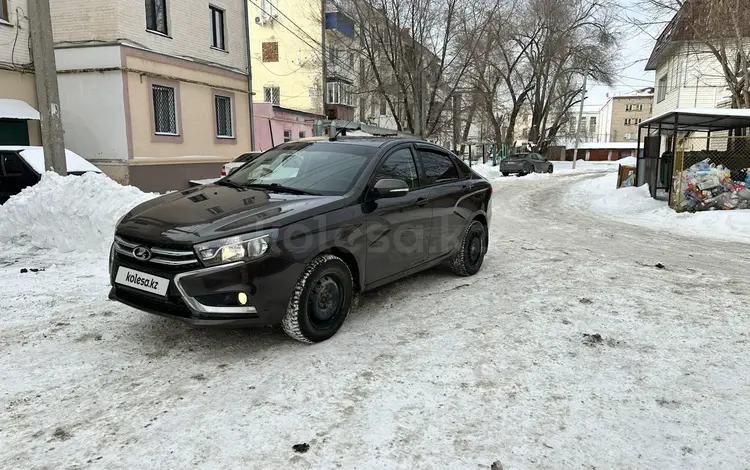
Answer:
[640,108,750,131]
[0,99,41,120]
[573,142,639,150]
[345,130,373,136]
[0,146,101,174]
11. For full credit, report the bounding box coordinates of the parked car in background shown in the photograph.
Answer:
[499,153,553,176]
[0,146,101,204]
[109,138,492,343]
[220,151,263,177]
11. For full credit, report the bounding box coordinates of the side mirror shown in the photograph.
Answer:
[373,178,409,198]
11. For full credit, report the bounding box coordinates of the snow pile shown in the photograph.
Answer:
[618,156,637,166]
[0,172,156,253]
[569,173,750,244]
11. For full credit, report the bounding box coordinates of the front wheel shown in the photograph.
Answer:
[502,172,510,176]
[450,220,487,276]
[547,165,553,174]
[282,254,354,343]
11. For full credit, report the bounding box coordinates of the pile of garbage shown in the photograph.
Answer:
[677,159,750,212]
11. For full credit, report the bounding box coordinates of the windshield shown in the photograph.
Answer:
[225,142,374,195]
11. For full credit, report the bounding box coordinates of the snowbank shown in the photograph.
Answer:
[472,160,618,181]
[0,172,156,253]
[618,156,637,166]
[569,173,750,244]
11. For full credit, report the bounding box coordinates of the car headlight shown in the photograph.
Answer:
[195,230,277,267]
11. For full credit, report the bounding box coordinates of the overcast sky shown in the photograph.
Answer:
[586,0,667,107]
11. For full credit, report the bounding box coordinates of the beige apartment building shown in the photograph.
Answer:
[0,0,41,145]
[597,88,655,143]
[46,0,252,191]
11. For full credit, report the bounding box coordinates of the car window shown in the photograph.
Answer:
[227,142,374,195]
[235,152,261,162]
[452,155,472,179]
[1,153,25,176]
[419,150,459,185]
[373,148,419,189]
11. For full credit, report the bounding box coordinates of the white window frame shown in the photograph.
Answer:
[145,0,169,36]
[657,75,668,103]
[264,86,280,105]
[152,84,179,135]
[215,94,234,138]
[210,5,226,50]
[283,130,292,142]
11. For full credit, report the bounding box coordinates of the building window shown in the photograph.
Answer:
[264,86,280,105]
[262,42,279,62]
[215,95,233,138]
[589,117,596,134]
[379,99,387,116]
[210,6,226,50]
[327,82,353,106]
[1,0,9,21]
[299,131,306,138]
[657,75,668,102]
[145,0,168,35]
[152,84,178,134]
[624,118,631,126]
[283,130,292,142]
[568,117,576,133]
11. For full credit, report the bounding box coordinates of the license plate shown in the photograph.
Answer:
[115,267,169,297]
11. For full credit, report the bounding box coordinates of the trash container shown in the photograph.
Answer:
[660,151,673,187]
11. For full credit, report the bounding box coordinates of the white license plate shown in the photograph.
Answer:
[115,267,169,297]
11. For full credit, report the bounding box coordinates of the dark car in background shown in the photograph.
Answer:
[499,152,554,176]
[109,138,492,343]
[0,146,101,204]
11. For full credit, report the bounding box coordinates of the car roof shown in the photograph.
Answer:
[295,136,419,148]
[0,145,101,174]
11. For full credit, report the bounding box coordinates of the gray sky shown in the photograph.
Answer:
[586,0,665,107]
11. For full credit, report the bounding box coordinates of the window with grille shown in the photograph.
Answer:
[299,131,306,138]
[152,85,177,135]
[283,130,292,142]
[215,95,233,138]
[264,86,280,105]
[262,42,279,62]
[145,0,168,35]
[210,6,226,50]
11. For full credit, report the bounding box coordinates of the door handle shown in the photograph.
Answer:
[462,185,470,194]
[417,197,428,207]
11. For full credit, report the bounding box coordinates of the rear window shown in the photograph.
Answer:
[419,150,459,184]
[234,152,262,162]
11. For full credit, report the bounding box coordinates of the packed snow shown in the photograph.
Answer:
[0,147,104,175]
[0,172,155,255]
[2,165,750,468]
[568,172,750,244]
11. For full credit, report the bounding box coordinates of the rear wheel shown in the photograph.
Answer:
[529,164,536,174]
[547,165,554,173]
[450,220,487,276]
[502,172,510,176]
[282,254,354,343]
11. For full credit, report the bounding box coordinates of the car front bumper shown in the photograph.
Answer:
[109,253,305,327]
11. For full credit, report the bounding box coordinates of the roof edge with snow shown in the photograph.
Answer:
[0,99,41,120]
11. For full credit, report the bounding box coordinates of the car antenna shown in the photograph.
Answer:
[329,119,354,141]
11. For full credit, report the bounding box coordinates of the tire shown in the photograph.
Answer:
[282,254,354,344]
[547,165,553,174]
[502,172,510,176]
[450,220,487,277]
[529,164,536,173]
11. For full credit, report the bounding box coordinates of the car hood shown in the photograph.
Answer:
[116,184,346,245]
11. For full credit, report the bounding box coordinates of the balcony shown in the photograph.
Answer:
[325,1,355,38]
[327,49,356,83]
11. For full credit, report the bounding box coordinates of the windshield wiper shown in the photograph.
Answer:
[244,183,320,196]
[214,179,247,190]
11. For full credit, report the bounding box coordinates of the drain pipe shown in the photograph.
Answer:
[243,0,256,150]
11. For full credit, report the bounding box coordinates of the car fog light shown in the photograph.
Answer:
[238,292,248,305]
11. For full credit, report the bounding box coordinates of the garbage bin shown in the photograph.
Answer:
[660,151,673,187]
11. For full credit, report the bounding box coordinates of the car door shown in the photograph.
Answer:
[415,146,467,259]
[0,151,38,204]
[365,146,432,283]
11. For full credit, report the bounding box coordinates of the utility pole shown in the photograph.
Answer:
[320,0,328,127]
[242,0,256,150]
[27,0,67,175]
[571,69,588,170]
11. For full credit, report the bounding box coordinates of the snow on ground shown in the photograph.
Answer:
[2,167,750,468]
[568,172,750,244]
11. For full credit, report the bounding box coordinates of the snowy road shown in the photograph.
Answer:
[2,170,750,469]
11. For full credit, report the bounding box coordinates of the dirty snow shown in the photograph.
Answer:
[0,172,155,255]
[2,166,750,468]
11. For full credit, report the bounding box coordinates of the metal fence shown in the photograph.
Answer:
[671,134,750,212]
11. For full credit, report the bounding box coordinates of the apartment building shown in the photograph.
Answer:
[48,0,251,190]
[597,88,654,143]
[0,0,41,145]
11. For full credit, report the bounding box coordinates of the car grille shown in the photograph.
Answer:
[114,235,201,269]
